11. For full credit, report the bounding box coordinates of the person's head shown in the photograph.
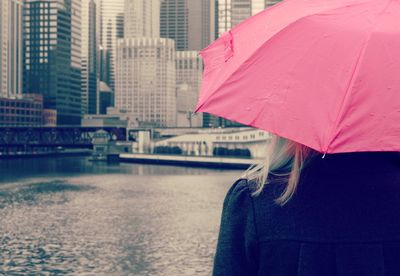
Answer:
[242,134,317,205]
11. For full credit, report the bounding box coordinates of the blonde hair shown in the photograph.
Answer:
[241,134,315,205]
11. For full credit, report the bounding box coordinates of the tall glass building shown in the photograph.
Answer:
[187,0,215,51]
[160,0,188,51]
[124,0,159,38]
[160,0,215,51]
[0,0,23,98]
[81,0,99,115]
[176,51,203,127]
[99,0,124,92]
[160,0,216,128]
[217,0,270,36]
[23,0,82,125]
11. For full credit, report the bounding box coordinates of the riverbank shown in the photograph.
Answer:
[119,153,260,170]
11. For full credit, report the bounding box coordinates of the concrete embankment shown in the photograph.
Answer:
[119,153,261,170]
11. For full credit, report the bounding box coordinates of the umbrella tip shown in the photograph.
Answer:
[322,153,327,159]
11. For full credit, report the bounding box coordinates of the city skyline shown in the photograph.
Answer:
[0,0,279,127]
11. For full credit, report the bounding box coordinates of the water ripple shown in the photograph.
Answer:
[0,161,241,275]
[0,180,93,209]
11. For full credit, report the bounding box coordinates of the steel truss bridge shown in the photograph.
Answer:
[0,127,127,150]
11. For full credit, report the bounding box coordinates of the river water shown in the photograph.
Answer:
[0,156,244,275]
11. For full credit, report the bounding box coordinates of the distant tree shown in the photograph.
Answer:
[171,146,182,154]
[213,147,251,157]
[213,147,228,156]
[153,145,182,155]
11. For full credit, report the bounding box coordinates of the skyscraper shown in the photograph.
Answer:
[82,0,99,115]
[160,0,188,51]
[115,0,177,127]
[217,0,230,37]
[187,0,216,51]
[159,0,216,128]
[0,0,23,98]
[231,0,251,27]
[124,0,160,38]
[99,0,124,91]
[23,0,82,125]
[217,0,268,36]
[176,51,203,127]
[160,0,215,51]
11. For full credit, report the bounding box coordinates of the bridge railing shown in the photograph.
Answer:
[0,127,127,147]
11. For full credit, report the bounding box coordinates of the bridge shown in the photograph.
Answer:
[0,127,127,152]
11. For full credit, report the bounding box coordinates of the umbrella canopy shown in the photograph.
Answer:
[194,0,400,153]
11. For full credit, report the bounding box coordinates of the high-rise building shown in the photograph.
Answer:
[23,0,82,125]
[176,51,203,127]
[231,0,252,27]
[217,0,268,36]
[187,0,215,51]
[116,38,176,127]
[116,0,177,127]
[99,0,124,91]
[160,0,216,128]
[99,45,111,86]
[160,0,188,51]
[217,0,230,37]
[0,0,23,98]
[160,0,215,51]
[82,0,99,115]
[124,0,160,38]
[98,81,113,115]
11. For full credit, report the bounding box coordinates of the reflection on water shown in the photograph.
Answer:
[0,157,242,275]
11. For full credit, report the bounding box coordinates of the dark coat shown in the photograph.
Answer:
[213,152,400,276]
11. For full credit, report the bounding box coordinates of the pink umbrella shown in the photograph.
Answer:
[194,0,400,154]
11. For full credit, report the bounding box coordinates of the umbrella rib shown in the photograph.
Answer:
[324,0,393,153]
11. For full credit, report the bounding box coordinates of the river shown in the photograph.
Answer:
[0,156,245,275]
